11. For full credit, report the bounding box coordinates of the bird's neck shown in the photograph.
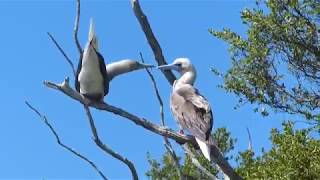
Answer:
[106,60,144,81]
[174,70,196,89]
[83,45,98,64]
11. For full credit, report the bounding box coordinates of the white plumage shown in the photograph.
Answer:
[158,58,213,161]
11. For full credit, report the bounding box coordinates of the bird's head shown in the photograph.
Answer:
[88,18,99,51]
[157,58,195,74]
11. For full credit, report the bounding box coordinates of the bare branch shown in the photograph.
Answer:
[44,79,194,144]
[47,32,76,77]
[83,105,138,180]
[44,78,241,179]
[140,53,183,179]
[246,127,253,151]
[74,0,82,53]
[183,145,216,180]
[25,101,107,180]
[139,53,165,126]
[131,0,176,85]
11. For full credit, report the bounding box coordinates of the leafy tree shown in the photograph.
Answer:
[237,122,320,179]
[211,0,320,122]
[147,1,320,179]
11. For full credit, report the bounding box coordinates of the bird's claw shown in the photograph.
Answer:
[80,94,91,106]
[179,129,184,135]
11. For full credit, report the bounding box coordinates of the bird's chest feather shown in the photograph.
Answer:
[78,54,104,94]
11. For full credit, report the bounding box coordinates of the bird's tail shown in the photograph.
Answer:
[195,137,211,161]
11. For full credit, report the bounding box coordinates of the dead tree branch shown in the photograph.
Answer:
[47,32,76,76]
[44,78,241,179]
[25,101,108,180]
[131,0,176,85]
[140,53,183,179]
[83,105,138,180]
[44,78,194,145]
[74,0,82,53]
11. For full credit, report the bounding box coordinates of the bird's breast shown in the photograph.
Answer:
[78,52,104,95]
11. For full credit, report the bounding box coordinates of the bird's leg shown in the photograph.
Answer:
[178,125,184,134]
[80,94,91,106]
[98,98,105,105]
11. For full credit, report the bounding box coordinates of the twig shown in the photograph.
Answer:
[44,79,242,179]
[25,101,108,180]
[183,145,216,180]
[74,0,82,53]
[131,0,176,85]
[139,53,183,179]
[83,106,138,180]
[246,127,253,151]
[47,32,76,77]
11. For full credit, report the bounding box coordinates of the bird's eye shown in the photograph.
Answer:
[176,63,182,67]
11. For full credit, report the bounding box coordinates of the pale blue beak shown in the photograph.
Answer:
[157,64,180,71]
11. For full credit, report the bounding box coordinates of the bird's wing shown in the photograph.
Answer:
[174,84,213,141]
[96,52,109,96]
[75,52,83,93]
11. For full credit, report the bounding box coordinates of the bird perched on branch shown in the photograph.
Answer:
[158,58,213,161]
[76,18,108,102]
[75,19,153,102]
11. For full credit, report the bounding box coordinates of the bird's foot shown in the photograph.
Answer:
[179,129,184,134]
[81,95,91,106]
[97,99,106,105]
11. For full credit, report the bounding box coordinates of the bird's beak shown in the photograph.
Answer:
[139,63,155,68]
[157,64,179,71]
[89,18,96,41]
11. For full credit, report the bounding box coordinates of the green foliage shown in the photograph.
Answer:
[236,122,320,179]
[213,127,237,160]
[146,128,236,179]
[210,0,320,123]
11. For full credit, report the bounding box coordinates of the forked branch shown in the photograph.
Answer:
[25,101,108,180]
[83,105,138,180]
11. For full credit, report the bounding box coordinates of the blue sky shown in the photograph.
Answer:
[0,0,293,179]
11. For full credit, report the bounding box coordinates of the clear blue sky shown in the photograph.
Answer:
[0,0,293,179]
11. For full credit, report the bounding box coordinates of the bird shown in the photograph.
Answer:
[158,58,213,161]
[75,19,154,102]
[75,18,108,102]
[106,59,154,81]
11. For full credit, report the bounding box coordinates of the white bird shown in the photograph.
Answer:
[75,19,153,102]
[75,18,108,101]
[158,58,213,161]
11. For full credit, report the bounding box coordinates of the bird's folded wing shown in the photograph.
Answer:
[176,84,213,141]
